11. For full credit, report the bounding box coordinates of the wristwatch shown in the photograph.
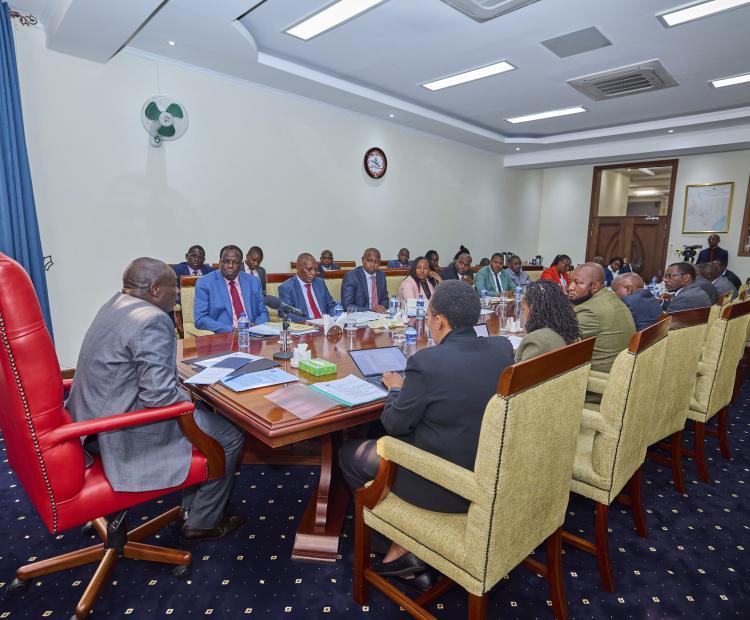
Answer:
[388,387,401,395]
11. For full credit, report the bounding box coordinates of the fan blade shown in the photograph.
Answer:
[165,103,184,118]
[144,102,161,121]
[157,124,176,138]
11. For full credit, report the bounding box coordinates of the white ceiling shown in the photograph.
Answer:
[12,0,750,166]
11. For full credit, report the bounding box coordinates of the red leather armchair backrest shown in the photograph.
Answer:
[0,253,85,532]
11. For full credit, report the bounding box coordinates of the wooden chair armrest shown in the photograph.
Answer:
[376,436,481,504]
[177,414,225,480]
[174,305,184,339]
[356,457,397,511]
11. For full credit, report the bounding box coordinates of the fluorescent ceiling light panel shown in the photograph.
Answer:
[638,168,655,176]
[658,0,750,27]
[421,61,516,91]
[505,106,586,124]
[286,0,386,40]
[710,71,750,88]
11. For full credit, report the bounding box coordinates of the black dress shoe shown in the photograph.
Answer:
[180,515,245,543]
[397,570,435,593]
[372,552,427,577]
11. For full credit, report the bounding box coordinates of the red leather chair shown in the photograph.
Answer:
[0,253,225,618]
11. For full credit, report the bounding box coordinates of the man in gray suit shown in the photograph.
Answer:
[66,258,245,542]
[698,262,737,300]
[663,262,712,312]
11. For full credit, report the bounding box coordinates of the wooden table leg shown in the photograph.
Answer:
[292,433,350,562]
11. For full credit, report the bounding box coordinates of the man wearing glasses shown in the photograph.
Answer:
[194,245,269,333]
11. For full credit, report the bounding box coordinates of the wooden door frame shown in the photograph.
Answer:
[586,159,679,269]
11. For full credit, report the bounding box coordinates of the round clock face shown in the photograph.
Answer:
[364,147,387,179]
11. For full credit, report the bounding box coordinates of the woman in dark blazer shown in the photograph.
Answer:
[515,280,581,362]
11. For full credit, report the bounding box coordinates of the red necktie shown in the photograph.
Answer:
[228,280,244,319]
[305,283,322,319]
[370,275,378,309]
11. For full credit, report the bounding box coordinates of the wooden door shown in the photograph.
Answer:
[586,159,679,283]
[588,217,669,281]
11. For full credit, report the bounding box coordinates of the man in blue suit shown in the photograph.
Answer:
[342,248,388,312]
[611,273,662,331]
[194,245,269,333]
[279,253,336,323]
[173,245,215,280]
[387,248,411,269]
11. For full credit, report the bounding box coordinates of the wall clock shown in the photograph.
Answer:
[364,147,387,179]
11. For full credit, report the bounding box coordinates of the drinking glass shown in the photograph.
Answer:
[346,306,358,331]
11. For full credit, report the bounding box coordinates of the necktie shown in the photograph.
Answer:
[305,283,322,319]
[192,270,199,276]
[228,280,244,319]
[370,275,379,309]
[494,272,502,292]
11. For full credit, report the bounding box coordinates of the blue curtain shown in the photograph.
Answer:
[0,2,53,337]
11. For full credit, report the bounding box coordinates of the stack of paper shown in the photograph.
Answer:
[220,367,298,392]
[249,322,318,336]
[309,374,387,407]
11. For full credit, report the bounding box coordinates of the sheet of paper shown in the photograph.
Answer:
[194,352,261,368]
[309,374,387,407]
[505,335,523,349]
[184,365,234,385]
[480,308,494,315]
[265,384,339,420]
[220,367,298,392]
[248,323,281,336]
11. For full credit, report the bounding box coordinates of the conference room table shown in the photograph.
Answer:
[176,307,518,563]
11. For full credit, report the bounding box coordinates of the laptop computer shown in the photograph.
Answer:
[473,323,490,337]
[349,346,408,388]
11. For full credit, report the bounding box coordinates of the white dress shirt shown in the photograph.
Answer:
[297,277,321,318]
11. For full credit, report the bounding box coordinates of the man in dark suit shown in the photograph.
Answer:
[173,245,215,279]
[317,249,341,275]
[279,253,336,322]
[67,258,245,542]
[338,281,514,584]
[387,248,411,268]
[694,266,720,304]
[699,262,737,300]
[244,246,267,295]
[696,234,729,266]
[341,248,388,312]
[440,252,473,283]
[716,260,742,292]
[194,245,269,333]
[663,262,712,312]
[611,273,662,331]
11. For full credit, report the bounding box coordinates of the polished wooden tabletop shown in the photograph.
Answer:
[177,309,517,448]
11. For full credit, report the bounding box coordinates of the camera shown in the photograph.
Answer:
[676,244,702,262]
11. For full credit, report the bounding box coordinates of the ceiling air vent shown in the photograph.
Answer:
[440,0,542,22]
[567,60,679,101]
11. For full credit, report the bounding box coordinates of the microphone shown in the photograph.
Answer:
[264,295,305,317]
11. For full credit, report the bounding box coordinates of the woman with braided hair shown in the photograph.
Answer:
[515,279,581,362]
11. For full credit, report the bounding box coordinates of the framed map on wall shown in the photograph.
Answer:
[682,181,733,234]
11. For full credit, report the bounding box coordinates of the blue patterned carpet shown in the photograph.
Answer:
[1,384,748,619]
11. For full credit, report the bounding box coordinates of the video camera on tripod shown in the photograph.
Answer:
[676,244,702,263]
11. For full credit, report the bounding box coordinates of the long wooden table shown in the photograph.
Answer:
[177,311,513,562]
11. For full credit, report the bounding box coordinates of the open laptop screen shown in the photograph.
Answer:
[473,323,490,337]
[349,347,408,377]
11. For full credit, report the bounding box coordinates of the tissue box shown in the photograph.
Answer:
[299,358,337,377]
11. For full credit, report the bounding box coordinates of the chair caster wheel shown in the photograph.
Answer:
[6,578,28,597]
[81,522,96,537]
[173,564,191,579]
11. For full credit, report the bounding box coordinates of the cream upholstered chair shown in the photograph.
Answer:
[563,318,671,592]
[176,276,214,339]
[646,308,709,494]
[384,269,408,299]
[686,300,750,481]
[354,338,596,620]
[321,270,346,303]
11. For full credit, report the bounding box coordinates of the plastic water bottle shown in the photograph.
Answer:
[333,302,343,319]
[237,312,250,351]
[649,276,658,297]
[416,294,426,319]
[388,295,398,319]
[403,325,417,357]
[514,285,523,319]
[480,288,488,309]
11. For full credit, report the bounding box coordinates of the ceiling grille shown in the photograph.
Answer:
[568,60,679,101]
[440,0,542,22]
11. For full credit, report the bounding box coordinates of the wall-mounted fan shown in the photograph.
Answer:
[141,96,188,147]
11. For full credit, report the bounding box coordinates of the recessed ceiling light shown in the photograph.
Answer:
[168,40,176,46]
[286,0,386,41]
[657,0,750,27]
[515,147,521,151]
[421,60,516,91]
[506,106,586,124]
[388,113,395,118]
[709,71,750,88]
[639,168,656,176]
[668,129,675,133]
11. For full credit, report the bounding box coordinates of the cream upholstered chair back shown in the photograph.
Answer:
[320,270,346,303]
[463,338,595,587]
[384,270,408,299]
[179,276,214,338]
[691,300,750,417]
[589,318,671,499]
[647,308,709,446]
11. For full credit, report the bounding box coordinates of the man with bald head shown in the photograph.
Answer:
[67,258,245,543]
[698,262,737,300]
[279,252,336,322]
[568,262,635,374]
[342,248,389,312]
[611,273,662,331]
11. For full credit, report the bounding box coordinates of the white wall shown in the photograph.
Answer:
[14,27,542,366]
[537,152,750,278]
